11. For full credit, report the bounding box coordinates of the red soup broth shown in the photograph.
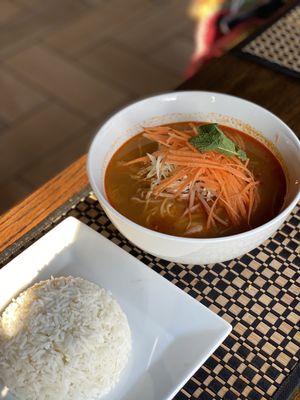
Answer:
[105,122,286,238]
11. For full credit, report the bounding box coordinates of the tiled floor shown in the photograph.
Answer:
[0,0,195,214]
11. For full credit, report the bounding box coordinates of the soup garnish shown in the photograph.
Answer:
[189,123,247,161]
[105,122,286,238]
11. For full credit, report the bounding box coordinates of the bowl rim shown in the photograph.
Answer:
[87,90,300,243]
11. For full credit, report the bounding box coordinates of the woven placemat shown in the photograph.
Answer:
[238,3,300,79]
[0,191,299,400]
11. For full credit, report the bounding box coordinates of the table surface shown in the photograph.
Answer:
[0,52,299,252]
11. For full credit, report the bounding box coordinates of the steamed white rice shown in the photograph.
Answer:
[0,276,131,400]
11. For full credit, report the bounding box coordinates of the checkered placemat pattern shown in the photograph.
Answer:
[1,192,299,400]
[66,193,299,400]
[240,4,300,78]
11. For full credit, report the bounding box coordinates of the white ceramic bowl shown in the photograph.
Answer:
[87,91,300,265]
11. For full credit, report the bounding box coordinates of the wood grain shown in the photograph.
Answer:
[0,53,299,253]
[291,389,300,400]
[0,155,88,252]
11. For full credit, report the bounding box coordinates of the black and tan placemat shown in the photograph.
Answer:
[0,190,299,400]
[236,2,300,79]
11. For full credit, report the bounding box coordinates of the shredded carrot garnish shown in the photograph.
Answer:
[125,124,260,231]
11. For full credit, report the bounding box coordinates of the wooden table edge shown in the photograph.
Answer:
[0,155,88,253]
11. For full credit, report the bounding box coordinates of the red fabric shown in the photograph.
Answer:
[185,16,261,77]
[203,12,223,46]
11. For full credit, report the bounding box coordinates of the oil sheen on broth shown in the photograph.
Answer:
[105,122,286,238]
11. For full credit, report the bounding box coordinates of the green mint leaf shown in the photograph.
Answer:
[215,134,237,157]
[237,149,248,161]
[190,123,222,151]
[189,123,248,161]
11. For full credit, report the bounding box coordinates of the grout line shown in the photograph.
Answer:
[16,174,38,190]
[16,121,97,186]
[0,99,52,134]
[8,175,36,190]
[2,44,137,122]
[110,5,193,55]
[41,0,176,59]
[0,0,91,63]
[1,1,189,100]
[0,2,26,24]
[41,42,140,98]
[1,62,95,123]
[103,38,186,79]
[42,39,182,100]
[9,0,30,9]
[0,120,9,136]
[0,119,95,188]
[1,60,136,149]
[0,37,40,64]
[112,23,194,59]
[60,11,194,78]
[79,0,101,7]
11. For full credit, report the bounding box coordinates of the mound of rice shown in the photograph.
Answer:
[0,276,131,400]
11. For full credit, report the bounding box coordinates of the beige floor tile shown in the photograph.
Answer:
[14,0,86,10]
[0,0,195,215]
[171,0,191,14]
[0,178,33,215]
[0,0,86,60]
[80,0,111,5]
[22,125,96,187]
[0,0,22,24]
[80,42,180,96]
[0,119,7,132]
[150,36,194,76]
[82,0,147,8]
[0,103,87,183]
[14,0,53,7]
[179,20,196,42]
[44,0,147,56]
[6,46,129,118]
[0,68,46,123]
[115,1,192,54]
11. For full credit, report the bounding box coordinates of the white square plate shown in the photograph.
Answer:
[0,217,231,400]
